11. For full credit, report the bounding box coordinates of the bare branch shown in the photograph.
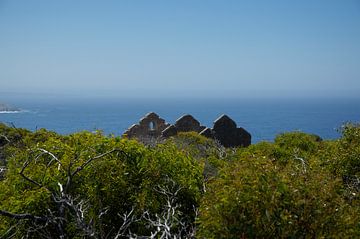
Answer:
[71,148,122,177]
[1,223,18,238]
[0,133,10,143]
[137,178,197,239]
[37,148,62,170]
[19,160,43,188]
[0,209,48,224]
[114,208,138,239]
[3,147,130,238]
[293,148,308,173]
[0,166,6,174]
[63,195,96,237]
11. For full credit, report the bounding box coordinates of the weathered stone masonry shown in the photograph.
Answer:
[123,112,169,139]
[123,112,251,147]
[162,114,206,137]
[200,114,251,147]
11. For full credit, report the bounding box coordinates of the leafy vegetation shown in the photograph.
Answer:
[0,122,359,238]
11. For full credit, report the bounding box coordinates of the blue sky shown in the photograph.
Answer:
[0,0,359,99]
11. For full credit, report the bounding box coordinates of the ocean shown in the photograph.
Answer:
[0,98,359,143]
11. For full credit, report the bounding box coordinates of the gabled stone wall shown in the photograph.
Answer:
[200,114,251,147]
[123,112,169,139]
[162,114,206,137]
[123,112,251,147]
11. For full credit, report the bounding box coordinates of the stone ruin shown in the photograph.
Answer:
[123,112,169,140]
[123,112,251,147]
[200,114,251,147]
[162,114,206,137]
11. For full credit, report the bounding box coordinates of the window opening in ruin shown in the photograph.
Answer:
[149,121,155,130]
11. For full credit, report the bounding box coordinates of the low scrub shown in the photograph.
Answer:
[0,123,359,238]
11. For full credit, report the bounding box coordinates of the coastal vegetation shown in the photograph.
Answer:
[0,122,359,238]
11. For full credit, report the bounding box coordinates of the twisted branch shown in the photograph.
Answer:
[0,210,48,223]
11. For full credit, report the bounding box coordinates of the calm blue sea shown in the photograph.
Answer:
[1,98,359,143]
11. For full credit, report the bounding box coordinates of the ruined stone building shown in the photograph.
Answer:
[162,114,206,137]
[123,112,251,147]
[123,112,169,140]
[199,114,251,147]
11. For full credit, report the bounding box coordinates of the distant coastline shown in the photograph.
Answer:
[0,103,21,113]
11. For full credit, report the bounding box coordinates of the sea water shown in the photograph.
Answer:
[0,98,359,143]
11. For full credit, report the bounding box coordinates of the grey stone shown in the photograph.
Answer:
[124,112,251,148]
[123,112,169,139]
[174,114,205,133]
[162,125,178,138]
[199,127,214,139]
[235,127,251,147]
[212,114,251,147]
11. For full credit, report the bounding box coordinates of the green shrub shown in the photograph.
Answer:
[0,129,203,238]
[1,124,360,238]
[197,154,359,238]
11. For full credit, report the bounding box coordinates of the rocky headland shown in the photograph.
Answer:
[0,103,20,112]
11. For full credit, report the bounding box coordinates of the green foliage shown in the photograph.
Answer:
[272,132,322,164]
[197,129,360,238]
[1,124,360,238]
[167,132,217,159]
[332,123,360,177]
[197,155,359,238]
[0,128,203,237]
[274,132,321,152]
[78,139,203,236]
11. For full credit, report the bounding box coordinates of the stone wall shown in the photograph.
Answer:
[123,112,169,139]
[200,114,251,147]
[162,114,206,137]
[123,112,251,147]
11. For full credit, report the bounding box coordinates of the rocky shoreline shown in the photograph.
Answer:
[0,103,20,112]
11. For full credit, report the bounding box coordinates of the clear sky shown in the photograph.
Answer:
[0,0,359,99]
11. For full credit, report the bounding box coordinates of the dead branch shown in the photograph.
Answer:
[62,195,96,237]
[0,133,10,143]
[71,148,122,177]
[37,148,63,169]
[19,160,44,188]
[1,146,133,238]
[0,210,48,224]
[114,207,138,239]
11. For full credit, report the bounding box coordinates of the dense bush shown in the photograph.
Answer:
[1,123,360,238]
[0,128,203,238]
[197,128,360,238]
[197,155,359,238]
[332,123,360,177]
